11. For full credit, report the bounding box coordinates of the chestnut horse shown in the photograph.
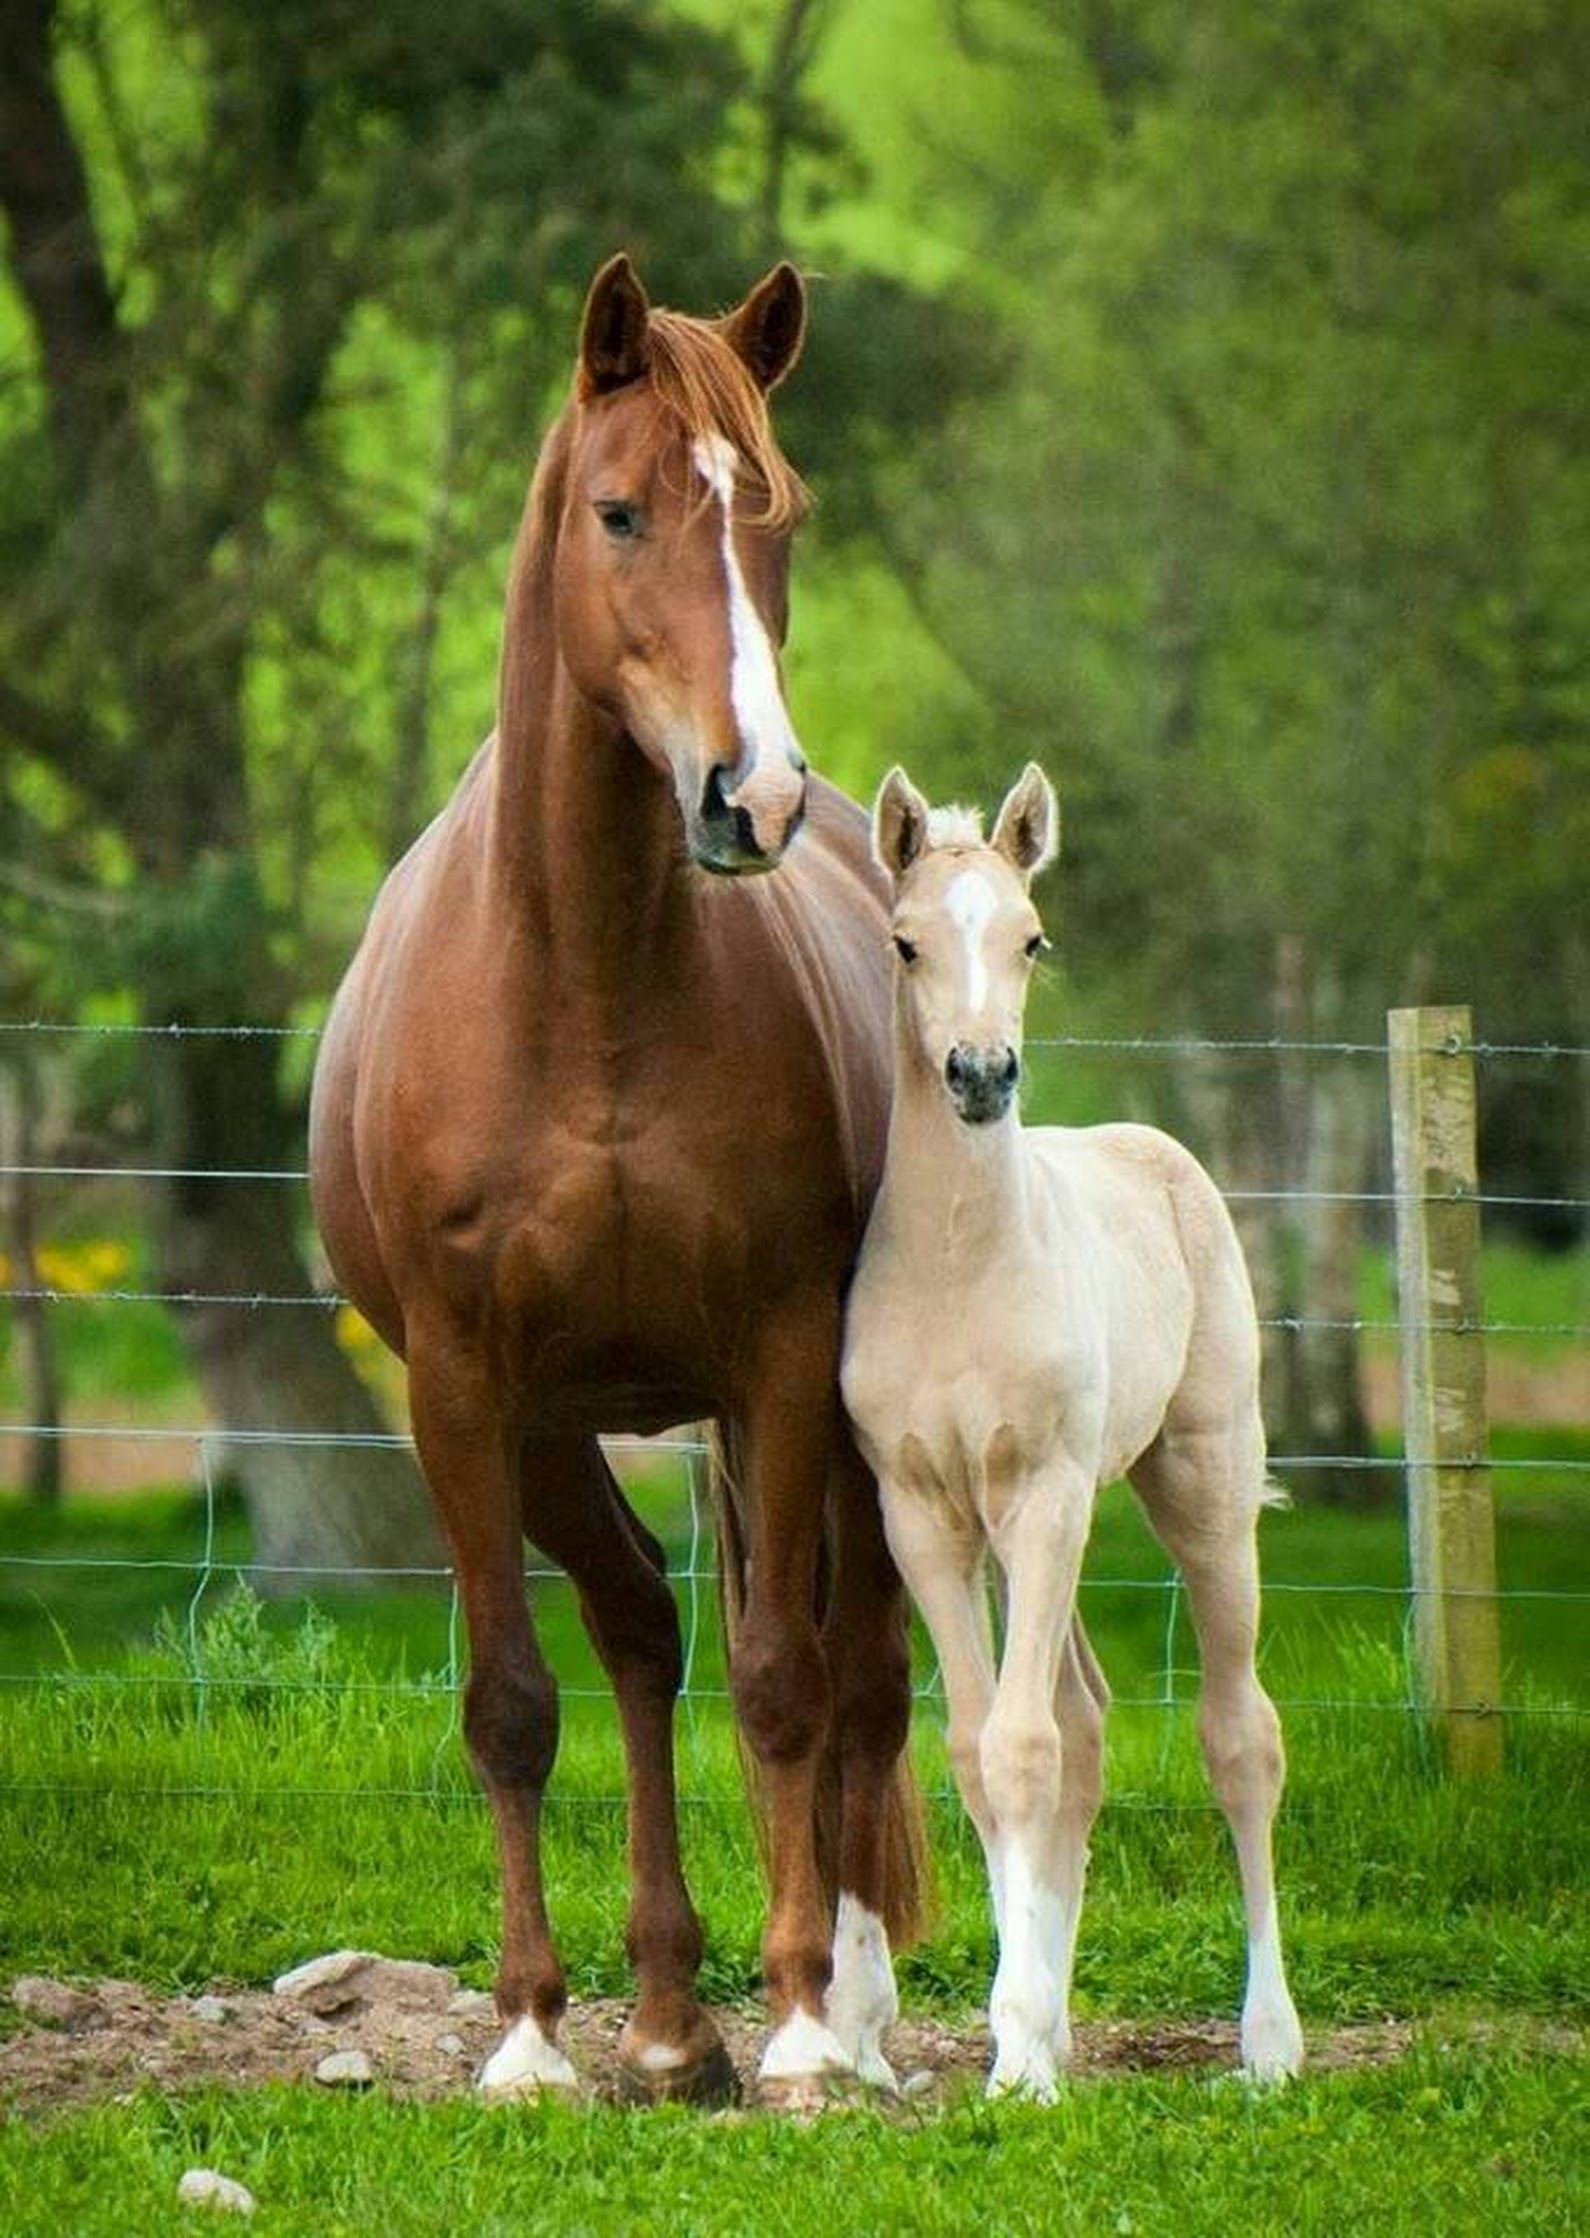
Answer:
[309,256,922,2102]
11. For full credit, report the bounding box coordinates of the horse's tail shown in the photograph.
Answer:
[707,1423,929,1951]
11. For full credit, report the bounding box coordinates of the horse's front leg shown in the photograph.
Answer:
[981,1467,1093,2100]
[407,1335,574,2097]
[519,1434,733,2104]
[728,1298,852,2090]
[819,1434,917,2087]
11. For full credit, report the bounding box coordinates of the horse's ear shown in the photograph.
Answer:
[991,763,1059,880]
[722,262,807,392]
[873,766,933,883]
[579,254,651,398]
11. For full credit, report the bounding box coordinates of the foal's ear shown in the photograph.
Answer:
[991,763,1059,881]
[578,254,652,398]
[722,262,807,393]
[873,766,933,883]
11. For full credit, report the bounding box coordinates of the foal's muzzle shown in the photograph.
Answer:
[945,1043,1020,1125]
[690,755,807,875]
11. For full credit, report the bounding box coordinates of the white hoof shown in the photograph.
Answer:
[1240,1995,1304,2083]
[477,2013,579,2099]
[759,2007,856,2084]
[987,2041,1059,2103]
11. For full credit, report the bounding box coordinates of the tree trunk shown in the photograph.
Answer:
[1,1052,64,1505]
[151,1026,443,1583]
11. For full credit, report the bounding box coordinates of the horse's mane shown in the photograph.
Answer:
[645,309,810,529]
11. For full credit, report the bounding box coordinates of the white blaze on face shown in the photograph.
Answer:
[944,868,998,1015]
[691,432,801,807]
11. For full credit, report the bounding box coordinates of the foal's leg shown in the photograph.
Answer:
[980,1470,1093,2099]
[407,1342,573,2094]
[820,1435,914,2087]
[1130,1414,1303,2079]
[1047,1614,1108,2066]
[520,1435,732,2104]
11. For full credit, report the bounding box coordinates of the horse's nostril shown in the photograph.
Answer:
[701,763,732,823]
[945,1049,968,1090]
[1001,1050,1020,1088]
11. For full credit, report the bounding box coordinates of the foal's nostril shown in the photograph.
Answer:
[1000,1049,1020,1089]
[945,1048,969,1092]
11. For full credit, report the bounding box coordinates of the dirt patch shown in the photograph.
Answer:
[7,1966,1560,2120]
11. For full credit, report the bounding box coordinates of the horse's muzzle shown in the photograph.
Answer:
[945,1043,1020,1125]
[690,759,807,875]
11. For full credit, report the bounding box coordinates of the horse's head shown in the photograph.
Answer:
[872,764,1058,1125]
[554,254,811,874]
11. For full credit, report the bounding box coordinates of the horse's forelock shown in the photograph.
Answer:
[644,310,810,530]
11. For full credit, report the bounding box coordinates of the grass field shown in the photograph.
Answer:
[2,1229,1585,2233]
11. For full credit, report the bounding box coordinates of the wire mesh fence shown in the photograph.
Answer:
[0,1017,1584,1814]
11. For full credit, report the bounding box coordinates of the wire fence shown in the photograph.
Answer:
[0,1017,1585,1815]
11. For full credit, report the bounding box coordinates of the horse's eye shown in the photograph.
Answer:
[893,935,918,965]
[595,500,640,539]
[1024,933,1049,959]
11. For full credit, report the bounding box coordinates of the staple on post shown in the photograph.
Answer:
[1387,1005,1503,1774]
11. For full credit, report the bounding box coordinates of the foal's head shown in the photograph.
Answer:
[551,254,812,874]
[872,765,1058,1126]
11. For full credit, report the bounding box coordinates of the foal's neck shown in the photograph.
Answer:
[880,1022,1030,1267]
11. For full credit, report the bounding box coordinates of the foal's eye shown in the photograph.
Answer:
[594,500,641,540]
[1024,933,1049,960]
[893,935,918,965]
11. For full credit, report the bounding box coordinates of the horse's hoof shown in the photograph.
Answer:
[476,2013,580,2100]
[1240,1996,1304,2083]
[615,2034,740,2108]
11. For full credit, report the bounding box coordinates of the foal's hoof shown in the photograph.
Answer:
[615,2026,740,2108]
[477,2013,580,2100]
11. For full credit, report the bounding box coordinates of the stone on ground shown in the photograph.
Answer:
[314,2047,375,2088]
[11,1976,103,2031]
[177,2169,256,2216]
[272,1951,457,2016]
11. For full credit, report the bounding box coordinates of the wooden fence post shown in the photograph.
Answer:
[1387,1005,1503,1773]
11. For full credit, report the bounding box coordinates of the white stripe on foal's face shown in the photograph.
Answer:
[944,868,998,1014]
[691,433,801,785]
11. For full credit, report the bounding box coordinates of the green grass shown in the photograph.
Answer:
[1,2045,1583,2236]
[1,1476,1585,2021]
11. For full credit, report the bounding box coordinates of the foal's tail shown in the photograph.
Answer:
[708,1424,928,1950]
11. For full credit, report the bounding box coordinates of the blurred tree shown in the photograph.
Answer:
[859,0,1589,1496]
[0,0,768,1568]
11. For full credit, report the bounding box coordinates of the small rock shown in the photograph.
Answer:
[177,2169,256,2216]
[188,1995,233,2025]
[436,2032,466,2057]
[315,2048,375,2088]
[447,1988,495,2019]
[901,2068,936,2097]
[274,1950,456,2016]
[11,1976,103,2032]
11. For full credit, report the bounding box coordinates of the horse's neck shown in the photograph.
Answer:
[878,1034,1032,1271]
[488,448,695,1016]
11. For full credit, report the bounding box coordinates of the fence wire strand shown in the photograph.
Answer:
[1,1014,1583,1811]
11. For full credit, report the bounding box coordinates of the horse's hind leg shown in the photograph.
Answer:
[520,1435,733,2105]
[407,1341,573,2095]
[820,1435,916,2086]
[1129,1410,1303,2078]
[1048,1613,1108,2067]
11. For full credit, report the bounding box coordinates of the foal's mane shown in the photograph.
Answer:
[644,309,810,529]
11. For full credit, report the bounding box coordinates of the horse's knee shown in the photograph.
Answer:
[732,1620,829,1765]
[946,1716,992,1821]
[465,1658,558,1790]
[981,1714,1062,1830]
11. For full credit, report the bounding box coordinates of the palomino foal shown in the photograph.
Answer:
[841,764,1304,2097]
